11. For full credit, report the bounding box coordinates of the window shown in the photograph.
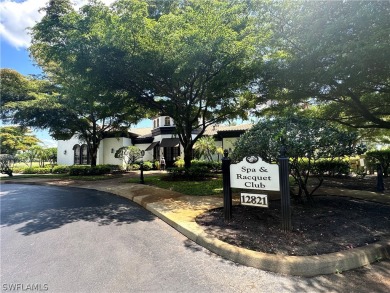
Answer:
[153,120,156,129]
[73,144,90,165]
[156,119,159,127]
[153,145,160,161]
[73,144,80,165]
[81,144,89,164]
[164,117,170,126]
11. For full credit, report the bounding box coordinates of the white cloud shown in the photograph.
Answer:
[0,0,116,49]
[0,0,46,49]
[39,138,57,148]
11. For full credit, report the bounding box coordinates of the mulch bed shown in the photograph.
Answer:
[196,176,390,256]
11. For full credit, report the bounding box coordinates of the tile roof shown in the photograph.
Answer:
[203,123,253,136]
[129,127,153,137]
[129,124,253,138]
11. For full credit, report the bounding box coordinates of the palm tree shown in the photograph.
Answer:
[193,136,222,162]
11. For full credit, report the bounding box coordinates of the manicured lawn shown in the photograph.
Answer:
[128,175,223,196]
[0,174,123,181]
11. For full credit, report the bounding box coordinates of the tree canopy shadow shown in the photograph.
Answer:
[0,184,156,235]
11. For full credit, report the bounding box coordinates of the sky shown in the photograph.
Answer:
[0,0,151,148]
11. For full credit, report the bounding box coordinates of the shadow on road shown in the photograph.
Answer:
[0,184,156,235]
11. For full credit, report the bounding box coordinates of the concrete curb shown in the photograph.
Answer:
[140,195,390,277]
[2,179,390,276]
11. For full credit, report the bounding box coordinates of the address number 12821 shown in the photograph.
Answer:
[240,193,268,208]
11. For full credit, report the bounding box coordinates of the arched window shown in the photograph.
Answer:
[156,119,160,127]
[153,120,156,129]
[80,144,89,165]
[73,144,80,165]
[164,117,170,126]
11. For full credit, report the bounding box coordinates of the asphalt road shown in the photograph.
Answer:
[1,184,389,293]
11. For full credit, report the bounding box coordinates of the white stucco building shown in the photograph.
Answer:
[57,116,252,167]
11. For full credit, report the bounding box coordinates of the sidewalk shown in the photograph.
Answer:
[2,174,390,276]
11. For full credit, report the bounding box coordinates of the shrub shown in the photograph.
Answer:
[153,160,160,170]
[69,165,112,176]
[231,115,357,202]
[106,164,124,173]
[22,167,52,174]
[128,164,140,170]
[191,160,222,172]
[137,161,153,171]
[366,149,390,177]
[167,166,209,180]
[12,166,25,174]
[173,158,185,168]
[52,165,70,174]
[312,159,350,177]
[140,161,153,171]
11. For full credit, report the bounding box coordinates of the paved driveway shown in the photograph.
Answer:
[1,184,389,292]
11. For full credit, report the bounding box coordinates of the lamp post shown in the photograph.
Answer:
[140,161,145,184]
[222,149,232,222]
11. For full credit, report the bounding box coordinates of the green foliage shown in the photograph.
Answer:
[232,115,357,202]
[307,159,350,177]
[35,146,57,167]
[191,160,222,172]
[0,69,44,120]
[173,158,185,168]
[26,0,146,166]
[15,145,45,168]
[0,154,15,176]
[140,161,153,171]
[173,159,221,172]
[106,164,124,173]
[167,166,210,180]
[193,137,222,162]
[261,1,390,129]
[129,164,140,171]
[115,146,143,169]
[366,149,390,177]
[37,0,266,168]
[21,167,52,174]
[52,165,70,174]
[0,126,40,155]
[128,175,223,196]
[153,160,160,170]
[68,165,112,176]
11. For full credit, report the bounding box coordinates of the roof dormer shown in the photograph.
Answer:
[153,116,175,129]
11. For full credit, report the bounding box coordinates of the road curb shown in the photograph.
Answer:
[3,179,390,276]
[133,193,390,276]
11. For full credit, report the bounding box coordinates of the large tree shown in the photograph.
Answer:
[24,0,146,166]
[231,115,358,202]
[101,0,267,168]
[0,126,41,155]
[257,0,390,129]
[0,69,52,121]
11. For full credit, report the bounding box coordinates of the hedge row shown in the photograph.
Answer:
[167,166,210,180]
[311,160,350,176]
[12,164,118,176]
[173,159,222,171]
[68,165,112,176]
[20,167,52,174]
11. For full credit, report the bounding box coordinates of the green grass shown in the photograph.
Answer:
[13,162,41,168]
[0,174,123,181]
[128,175,223,196]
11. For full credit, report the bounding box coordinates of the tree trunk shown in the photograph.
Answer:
[183,145,193,169]
[89,143,99,167]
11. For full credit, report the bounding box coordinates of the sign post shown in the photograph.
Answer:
[278,146,292,232]
[222,150,232,222]
[222,150,292,232]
